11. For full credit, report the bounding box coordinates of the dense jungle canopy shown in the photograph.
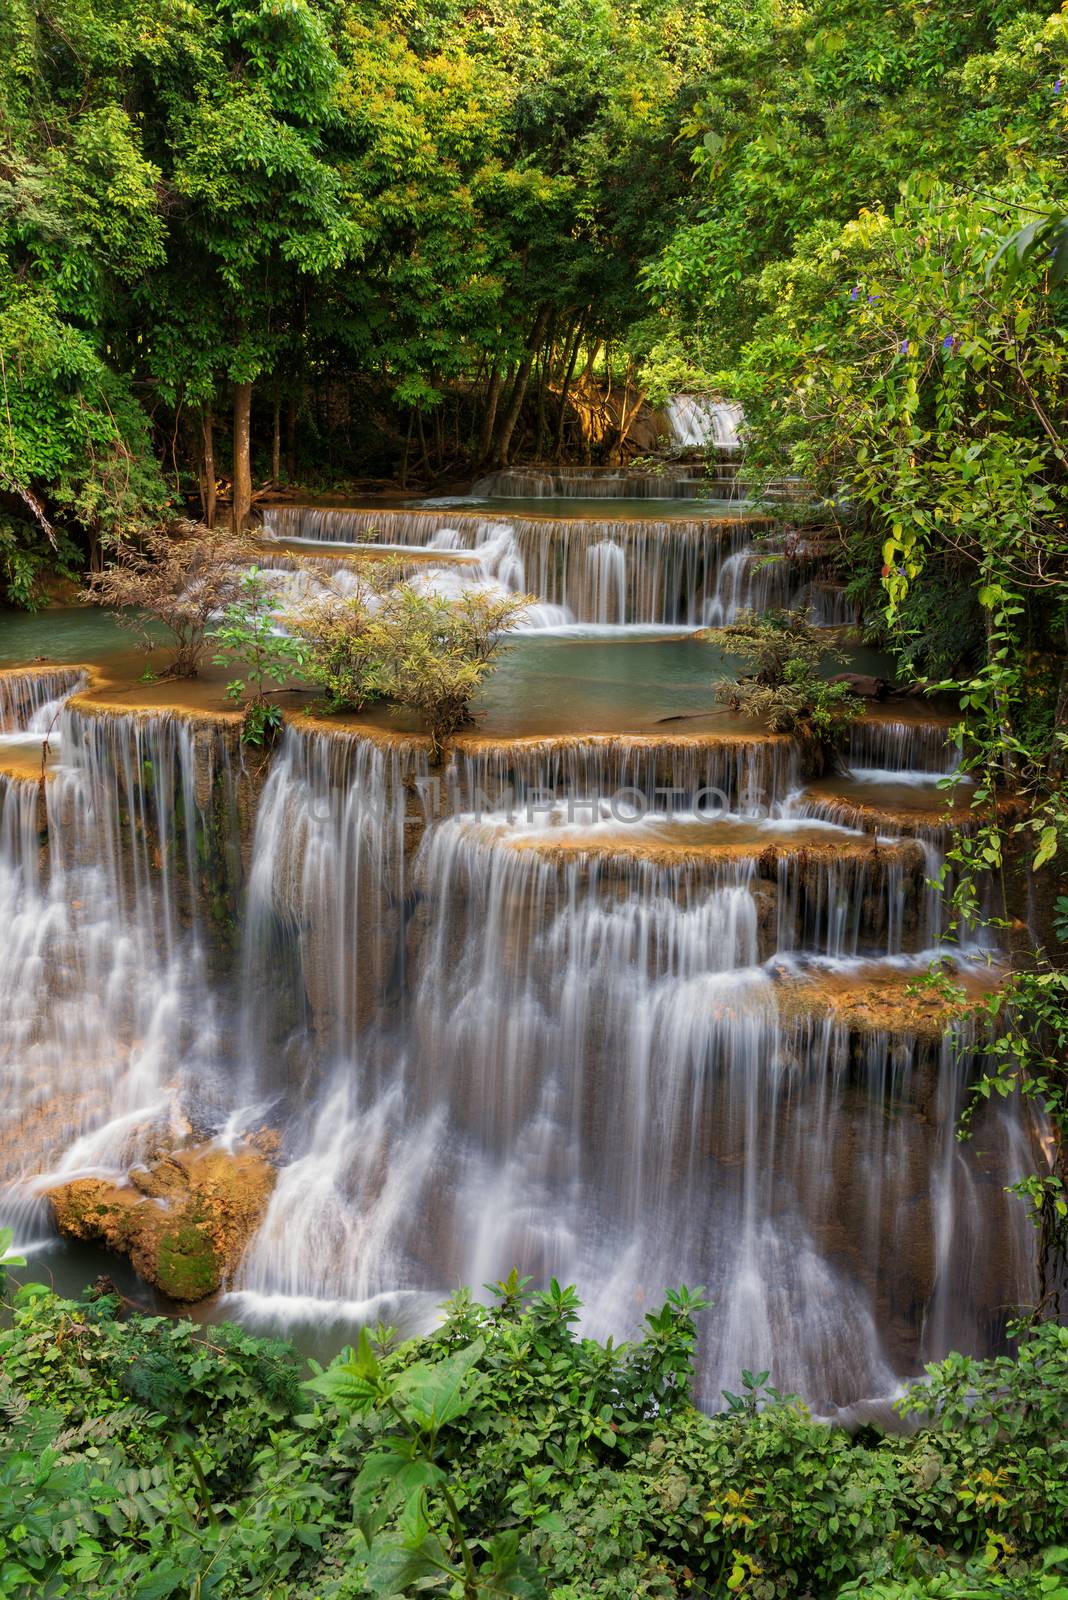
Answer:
[0,0,1064,589]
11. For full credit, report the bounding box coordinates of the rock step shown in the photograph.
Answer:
[47,1136,278,1302]
[771,959,1000,1042]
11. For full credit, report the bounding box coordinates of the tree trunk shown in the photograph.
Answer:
[231,381,252,533]
[534,311,556,460]
[286,392,298,480]
[400,409,414,489]
[553,319,584,462]
[613,381,647,461]
[416,409,430,477]
[201,408,217,529]
[478,367,504,461]
[271,384,281,484]
[493,305,551,467]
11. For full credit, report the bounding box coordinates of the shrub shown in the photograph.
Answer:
[296,581,531,757]
[210,565,308,744]
[709,607,862,744]
[381,586,530,759]
[895,1323,1068,1553]
[290,566,399,713]
[84,526,250,677]
[1,1280,1066,1598]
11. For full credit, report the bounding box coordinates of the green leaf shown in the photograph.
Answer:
[362,1535,455,1596]
[392,1340,485,1430]
[1033,826,1059,871]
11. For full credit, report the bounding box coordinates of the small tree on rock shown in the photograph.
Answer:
[84,527,250,677]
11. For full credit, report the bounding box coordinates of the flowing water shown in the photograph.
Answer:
[664,397,745,451]
[258,504,853,627]
[0,467,1042,1411]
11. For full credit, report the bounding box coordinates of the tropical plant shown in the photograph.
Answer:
[210,566,307,744]
[381,588,531,760]
[306,1330,546,1599]
[84,527,250,676]
[290,565,404,713]
[708,608,862,743]
[1,1279,1066,1600]
[297,582,530,756]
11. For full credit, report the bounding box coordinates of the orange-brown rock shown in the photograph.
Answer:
[47,1139,276,1301]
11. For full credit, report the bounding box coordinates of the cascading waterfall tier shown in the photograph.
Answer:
[0,667,88,733]
[227,716,1037,1406]
[259,505,849,627]
[0,502,1039,1409]
[0,697,244,1232]
[470,464,743,501]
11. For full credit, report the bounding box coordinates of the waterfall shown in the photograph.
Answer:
[0,702,239,1235]
[470,464,741,501]
[847,716,963,778]
[665,396,744,451]
[259,507,846,628]
[222,716,1034,1406]
[0,668,87,734]
[0,494,1040,1412]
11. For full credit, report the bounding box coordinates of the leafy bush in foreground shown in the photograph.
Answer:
[85,528,251,678]
[0,1274,1065,1599]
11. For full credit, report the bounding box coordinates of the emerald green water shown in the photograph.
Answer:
[0,608,893,737]
[0,606,163,665]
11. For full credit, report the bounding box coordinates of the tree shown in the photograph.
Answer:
[85,527,249,676]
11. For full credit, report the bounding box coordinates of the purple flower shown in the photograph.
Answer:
[1055,78,1063,93]
[851,285,859,301]
[942,334,954,350]
[867,294,878,303]
[900,338,909,353]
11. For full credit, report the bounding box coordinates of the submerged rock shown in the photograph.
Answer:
[827,672,888,699]
[47,1139,276,1301]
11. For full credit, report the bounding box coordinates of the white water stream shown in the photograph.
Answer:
[0,464,1042,1410]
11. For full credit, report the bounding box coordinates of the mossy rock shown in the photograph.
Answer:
[47,1138,275,1305]
[155,1220,222,1300]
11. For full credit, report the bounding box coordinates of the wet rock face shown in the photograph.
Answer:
[47,1139,276,1301]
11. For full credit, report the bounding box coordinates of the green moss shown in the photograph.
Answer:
[155,1219,220,1301]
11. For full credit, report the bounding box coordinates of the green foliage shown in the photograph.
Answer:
[708,608,862,743]
[0,0,744,584]
[0,1280,1066,1599]
[292,567,400,714]
[210,567,307,744]
[0,286,167,591]
[377,586,531,759]
[297,581,531,758]
[709,608,839,688]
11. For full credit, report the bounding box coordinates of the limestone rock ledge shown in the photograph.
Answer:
[47,1139,276,1302]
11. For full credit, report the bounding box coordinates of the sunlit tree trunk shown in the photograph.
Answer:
[232,381,252,533]
[534,310,556,459]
